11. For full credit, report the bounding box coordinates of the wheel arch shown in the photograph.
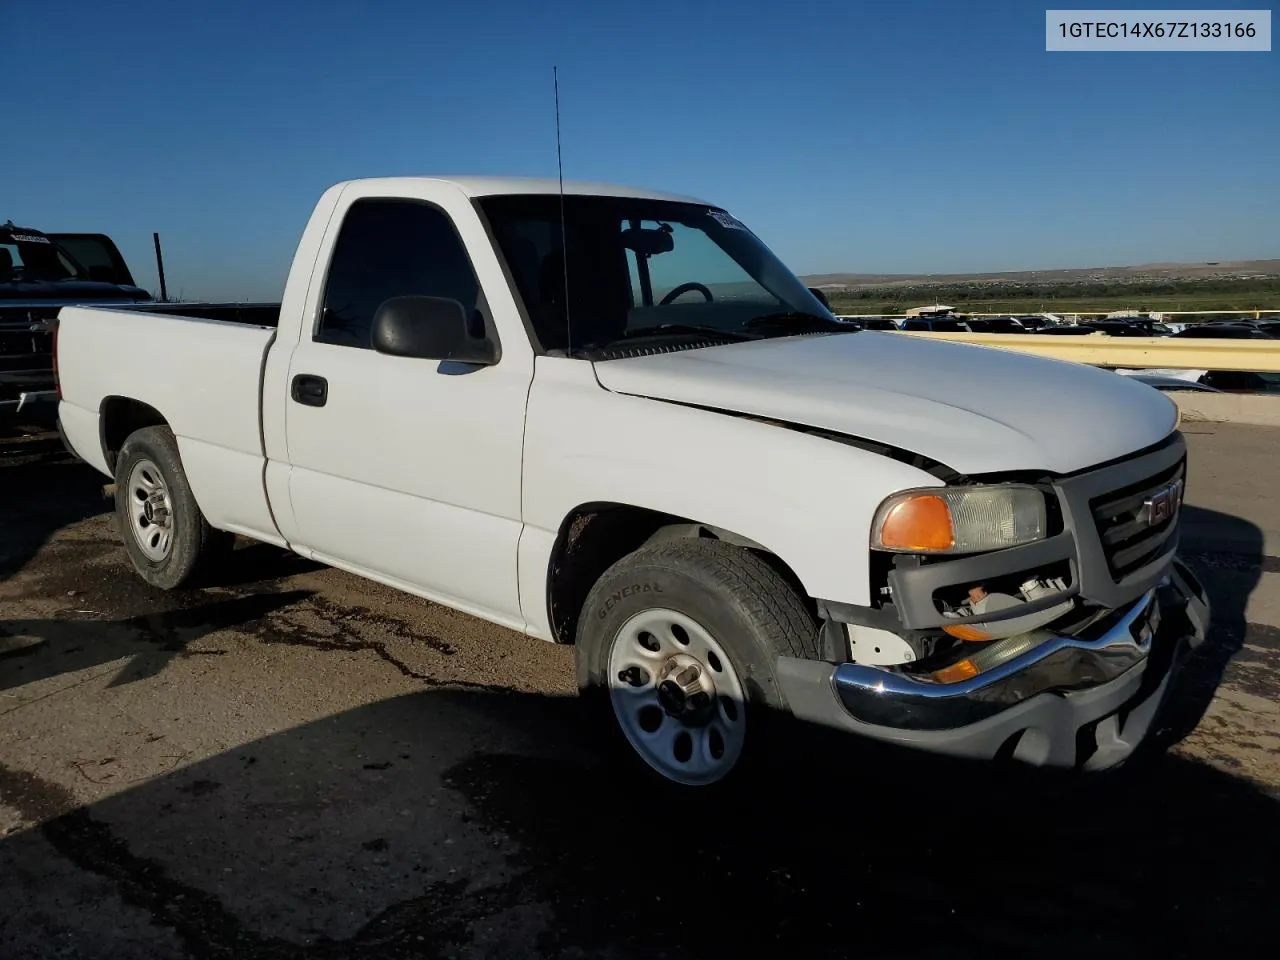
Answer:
[100,396,171,474]
[544,500,814,645]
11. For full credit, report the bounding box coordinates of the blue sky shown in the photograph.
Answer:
[5,0,1277,300]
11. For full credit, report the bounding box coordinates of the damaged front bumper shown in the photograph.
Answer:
[776,557,1210,770]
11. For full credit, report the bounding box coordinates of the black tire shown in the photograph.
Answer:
[114,425,231,590]
[575,538,818,788]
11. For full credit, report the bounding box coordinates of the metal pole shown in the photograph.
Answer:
[152,232,169,301]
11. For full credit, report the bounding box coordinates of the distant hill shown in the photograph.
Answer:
[801,259,1280,292]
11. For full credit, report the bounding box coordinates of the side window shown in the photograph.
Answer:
[316,199,482,349]
[49,235,132,284]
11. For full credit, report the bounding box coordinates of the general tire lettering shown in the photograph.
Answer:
[597,582,665,619]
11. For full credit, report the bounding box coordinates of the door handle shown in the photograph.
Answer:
[291,374,328,407]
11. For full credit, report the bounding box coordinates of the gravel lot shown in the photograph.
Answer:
[2,414,1277,958]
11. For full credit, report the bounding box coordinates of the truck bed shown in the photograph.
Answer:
[126,301,282,327]
[2,301,279,411]
[55,304,281,542]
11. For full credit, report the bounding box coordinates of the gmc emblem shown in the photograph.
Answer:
[1142,478,1184,527]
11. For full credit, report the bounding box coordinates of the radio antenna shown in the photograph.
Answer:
[554,65,572,356]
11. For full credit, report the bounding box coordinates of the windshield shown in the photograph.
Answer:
[0,229,88,283]
[478,194,834,355]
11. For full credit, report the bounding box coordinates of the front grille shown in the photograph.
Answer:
[0,316,56,401]
[0,328,48,355]
[1090,456,1186,579]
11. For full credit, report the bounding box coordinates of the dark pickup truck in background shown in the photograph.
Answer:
[1,222,154,414]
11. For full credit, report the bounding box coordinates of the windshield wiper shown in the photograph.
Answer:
[612,323,756,342]
[743,311,853,334]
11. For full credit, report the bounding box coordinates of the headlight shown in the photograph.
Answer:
[871,484,1047,554]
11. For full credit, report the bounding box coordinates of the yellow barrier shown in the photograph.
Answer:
[891,331,1280,373]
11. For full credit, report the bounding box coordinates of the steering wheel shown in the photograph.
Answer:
[659,282,714,306]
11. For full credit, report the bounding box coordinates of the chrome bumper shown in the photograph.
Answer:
[776,557,1210,770]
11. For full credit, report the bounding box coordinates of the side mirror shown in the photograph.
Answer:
[807,287,832,311]
[371,295,499,365]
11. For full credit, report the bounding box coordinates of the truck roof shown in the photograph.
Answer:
[333,176,713,206]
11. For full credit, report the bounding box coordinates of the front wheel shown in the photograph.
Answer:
[575,538,818,787]
[114,425,231,589]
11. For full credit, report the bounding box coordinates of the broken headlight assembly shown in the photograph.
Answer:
[869,483,1078,681]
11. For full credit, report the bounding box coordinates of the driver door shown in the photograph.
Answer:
[281,193,533,628]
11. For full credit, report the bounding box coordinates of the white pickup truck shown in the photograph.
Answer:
[53,176,1210,787]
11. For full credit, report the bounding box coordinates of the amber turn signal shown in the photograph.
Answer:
[942,623,992,642]
[932,658,980,683]
[875,494,955,552]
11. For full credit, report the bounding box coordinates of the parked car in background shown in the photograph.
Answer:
[964,316,1030,333]
[1169,324,1274,340]
[1085,320,1162,337]
[1032,320,1168,337]
[899,316,971,332]
[997,316,1034,332]
[1,222,153,414]
[1168,323,1279,392]
[1127,319,1174,335]
[838,316,899,331]
[1035,324,1104,335]
[857,316,900,331]
[1115,371,1220,392]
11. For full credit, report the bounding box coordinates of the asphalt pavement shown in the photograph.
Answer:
[1,415,1277,959]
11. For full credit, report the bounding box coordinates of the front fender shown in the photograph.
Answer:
[520,358,943,611]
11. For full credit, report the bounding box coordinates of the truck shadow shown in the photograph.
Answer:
[0,423,320,592]
[0,424,106,583]
[1,687,1275,959]
[1160,504,1267,749]
[199,542,325,590]
[0,591,313,692]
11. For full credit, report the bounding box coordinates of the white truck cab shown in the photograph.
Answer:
[52,176,1209,787]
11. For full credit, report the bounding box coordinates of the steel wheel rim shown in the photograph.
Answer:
[127,458,174,562]
[607,607,747,786]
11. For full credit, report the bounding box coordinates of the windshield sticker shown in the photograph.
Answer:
[9,233,50,244]
[707,210,747,231]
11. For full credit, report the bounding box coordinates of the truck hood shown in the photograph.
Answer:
[591,331,1178,476]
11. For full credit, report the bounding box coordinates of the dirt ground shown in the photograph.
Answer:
[1,415,1277,958]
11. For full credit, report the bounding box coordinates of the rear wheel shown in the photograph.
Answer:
[114,426,231,589]
[575,538,817,787]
